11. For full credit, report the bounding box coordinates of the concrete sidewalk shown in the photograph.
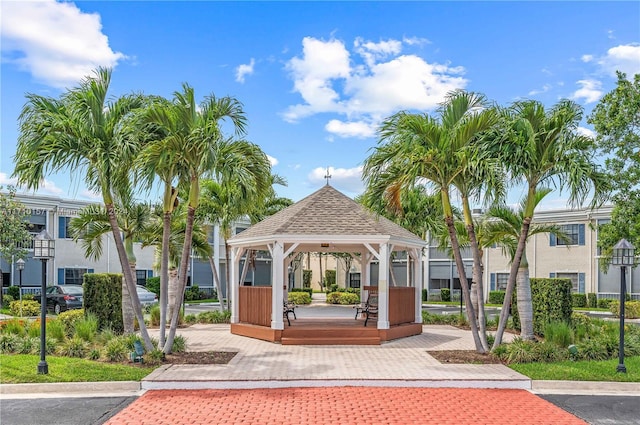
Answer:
[142,324,529,390]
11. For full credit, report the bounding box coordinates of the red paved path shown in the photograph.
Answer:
[105,387,587,425]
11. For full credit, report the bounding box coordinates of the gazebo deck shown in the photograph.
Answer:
[231,318,422,345]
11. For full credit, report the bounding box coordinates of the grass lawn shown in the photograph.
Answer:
[185,299,219,305]
[510,356,640,382]
[0,354,156,384]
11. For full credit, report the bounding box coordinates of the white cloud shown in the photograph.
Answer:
[325,119,377,139]
[581,54,594,63]
[0,172,63,196]
[403,36,431,46]
[79,189,102,201]
[235,58,255,83]
[577,126,596,139]
[528,84,552,96]
[308,166,363,194]
[0,0,125,88]
[572,79,603,103]
[283,36,467,134]
[598,44,640,77]
[266,154,279,166]
[0,172,18,187]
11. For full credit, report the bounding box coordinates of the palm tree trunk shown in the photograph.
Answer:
[516,253,534,340]
[105,202,153,351]
[207,256,224,309]
[122,264,135,334]
[442,191,485,353]
[224,242,232,312]
[167,268,179,319]
[159,209,171,348]
[492,216,532,349]
[462,197,489,351]
[165,203,196,354]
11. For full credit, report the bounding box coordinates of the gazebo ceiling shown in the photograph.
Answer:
[228,185,426,251]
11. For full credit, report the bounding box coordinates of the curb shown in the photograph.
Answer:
[532,380,640,395]
[0,381,142,397]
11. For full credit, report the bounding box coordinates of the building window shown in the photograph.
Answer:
[64,268,88,285]
[136,270,147,286]
[496,273,509,291]
[551,224,585,246]
[553,272,586,293]
[349,272,361,288]
[59,217,72,239]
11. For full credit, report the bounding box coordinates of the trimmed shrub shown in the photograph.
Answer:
[6,286,20,299]
[587,293,597,309]
[57,309,85,336]
[572,293,587,308]
[325,270,336,288]
[291,287,313,298]
[422,289,428,302]
[303,270,312,288]
[325,292,359,305]
[328,284,339,293]
[84,273,123,333]
[488,291,505,305]
[288,292,311,305]
[440,288,451,302]
[185,285,206,301]
[609,301,640,319]
[512,278,573,336]
[2,294,14,309]
[597,298,616,309]
[145,276,160,296]
[9,300,40,317]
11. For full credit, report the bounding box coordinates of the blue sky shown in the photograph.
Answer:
[1,1,639,208]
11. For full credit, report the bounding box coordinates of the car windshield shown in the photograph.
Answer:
[64,286,83,295]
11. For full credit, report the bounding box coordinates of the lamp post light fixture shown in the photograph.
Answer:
[16,258,25,317]
[33,230,55,375]
[611,238,635,374]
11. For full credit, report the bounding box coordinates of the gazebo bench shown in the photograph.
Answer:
[284,301,296,326]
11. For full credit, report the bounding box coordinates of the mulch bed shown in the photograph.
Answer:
[164,351,238,364]
[427,350,504,364]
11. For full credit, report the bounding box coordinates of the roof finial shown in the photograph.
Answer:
[324,167,332,185]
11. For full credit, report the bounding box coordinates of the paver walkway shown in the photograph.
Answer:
[105,387,587,425]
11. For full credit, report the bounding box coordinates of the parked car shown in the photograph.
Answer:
[45,285,83,314]
[136,285,158,308]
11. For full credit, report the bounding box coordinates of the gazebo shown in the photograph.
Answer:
[227,184,427,344]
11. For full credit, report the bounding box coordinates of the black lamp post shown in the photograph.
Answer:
[611,238,634,374]
[33,230,55,375]
[16,258,25,317]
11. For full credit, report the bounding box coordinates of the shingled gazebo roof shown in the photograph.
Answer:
[228,185,425,251]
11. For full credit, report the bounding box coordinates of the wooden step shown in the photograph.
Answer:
[280,336,380,345]
[282,327,378,339]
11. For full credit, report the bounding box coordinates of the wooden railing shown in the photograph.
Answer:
[239,286,272,327]
[389,287,415,325]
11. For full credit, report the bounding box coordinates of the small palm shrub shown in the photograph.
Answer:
[149,305,160,327]
[17,336,39,354]
[0,334,20,353]
[104,336,129,362]
[575,338,610,361]
[197,310,231,324]
[57,336,89,358]
[146,349,165,365]
[88,348,101,360]
[172,335,187,353]
[74,313,98,342]
[500,338,538,364]
[184,314,197,325]
[96,327,117,345]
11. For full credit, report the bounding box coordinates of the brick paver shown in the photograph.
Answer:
[104,387,587,425]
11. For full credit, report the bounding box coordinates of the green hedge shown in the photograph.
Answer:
[83,273,123,333]
[6,286,20,300]
[145,276,160,296]
[422,289,428,302]
[488,291,505,305]
[440,288,451,302]
[303,270,312,288]
[325,270,336,287]
[9,300,40,317]
[572,293,587,308]
[291,287,313,298]
[609,301,640,319]
[288,292,311,304]
[587,293,597,309]
[511,278,573,336]
[326,292,360,305]
[597,298,616,309]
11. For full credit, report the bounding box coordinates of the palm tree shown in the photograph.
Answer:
[69,188,152,333]
[136,83,271,353]
[13,68,154,350]
[363,90,498,353]
[489,99,609,347]
[483,189,570,337]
